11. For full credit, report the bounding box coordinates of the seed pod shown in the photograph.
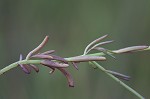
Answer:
[50,55,68,64]
[68,56,106,62]
[30,64,39,73]
[19,64,31,74]
[58,68,74,87]
[41,60,69,68]
[113,46,148,53]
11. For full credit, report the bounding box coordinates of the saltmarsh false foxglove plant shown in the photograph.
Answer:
[0,35,149,99]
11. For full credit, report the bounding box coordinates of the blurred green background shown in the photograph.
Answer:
[0,0,150,99]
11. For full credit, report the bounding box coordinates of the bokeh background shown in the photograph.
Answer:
[0,0,150,99]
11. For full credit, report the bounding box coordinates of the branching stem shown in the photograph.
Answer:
[0,35,150,99]
[0,55,145,99]
[1,46,150,76]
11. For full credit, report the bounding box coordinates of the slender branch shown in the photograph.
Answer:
[91,61,145,99]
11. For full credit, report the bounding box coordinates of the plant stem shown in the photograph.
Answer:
[0,47,148,98]
[91,61,145,99]
[1,46,150,76]
[0,60,41,75]
[0,54,97,75]
[1,54,95,76]
[1,45,150,76]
